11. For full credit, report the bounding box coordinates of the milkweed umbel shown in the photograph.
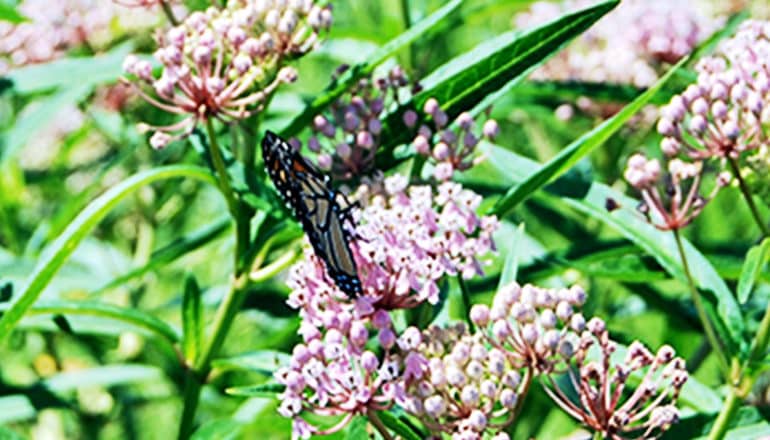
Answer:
[262,130,363,297]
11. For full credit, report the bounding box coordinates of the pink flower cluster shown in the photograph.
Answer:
[288,175,498,313]
[515,0,719,87]
[123,1,331,148]
[624,153,730,231]
[0,0,159,74]
[470,283,588,374]
[398,323,523,439]
[277,176,498,438]
[658,20,770,160]
[307,66,414,182]
[405,98,499,181]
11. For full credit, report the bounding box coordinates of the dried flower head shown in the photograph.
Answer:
[406,98,499,181]
[624,153,731,230]
[470,282,588,374]
[397,323,523,439]
[543,322,688,439]
[307,65,415,182]
[287,175,498,317]
[658,20,770,160]
[123,1,330,148]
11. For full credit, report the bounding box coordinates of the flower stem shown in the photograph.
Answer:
[205,119,239,218]
[177,121,257,439]
[368,412,394,440]
[707,261,770,439]
[456,274,474,331]
[728,157,769,238]
[672,230,729,373]
[159,0,179,26]
[707,386,741,440]
[177,273,250,439]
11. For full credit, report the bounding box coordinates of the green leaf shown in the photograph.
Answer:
[518,243,668,284]
[279,0,462,138]
[191,419,243,440]
[1,84,92,163]
[561,183,744,353]
[346,416,368,440]
[489,55,688,217]
[376,410,422,440]
[5,43,134,94]
[0,165,216,345]
[498,223,525,289]
[44,364,163,392]
[212,351,290,374]
[469,143,744,352]
[0,4,27,24]
[0,396,35,424]
[737,238,770,304]
[93,216,231,294]
[377,0,619,162]
[225,383,284,397]
[0,299,181,342]
[182,274,203,362]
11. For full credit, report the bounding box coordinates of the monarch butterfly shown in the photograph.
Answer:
[262,130,363,297]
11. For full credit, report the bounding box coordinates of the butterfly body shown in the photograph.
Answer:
[262,131,363,297]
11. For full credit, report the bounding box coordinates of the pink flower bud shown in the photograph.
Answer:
[483,120,500,139]
[360,351,378,373]
[403,109,418,127]
[470,304,490,326]
[150,131,172,150]
[317,153,332,170]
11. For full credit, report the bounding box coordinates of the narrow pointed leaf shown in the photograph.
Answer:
[737,238,770,304]
[0,165,216,344]
[376,0,619,163]
[490,55,687,217]
[183,274,204,361]
[279,0,462,138]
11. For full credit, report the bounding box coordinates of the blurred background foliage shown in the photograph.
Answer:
[0,0,769,439]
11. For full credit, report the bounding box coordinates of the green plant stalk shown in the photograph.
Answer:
[205,119,239,219]
[205,118,250,270]
[368,411,394,440]
[177,121,258,439]
[707,385,741,440]
[709,300,770,439]
[159,0,179,26]
[400,0,414,70]
[456,274,474,331]
[672,230,729,373]
[728,157,769,238]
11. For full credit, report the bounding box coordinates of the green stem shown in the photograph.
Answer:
[177,273,250,439]
[159,0,179,26]
[177,122,256,439]
[728,157,769,238]
[400,0,414,70]
[368,412,394,440]
[205,119,248,270]
[205,119,239,218]
[177,369,203,440]
[672,230,729,373]
[707,279,770,439]
[707,387,741,440]
[456,274,474,331]
[250,248,299,283]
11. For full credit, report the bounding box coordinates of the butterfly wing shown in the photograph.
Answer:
[262,131,363,297]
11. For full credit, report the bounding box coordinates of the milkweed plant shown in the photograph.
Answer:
[2,0,770,439]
